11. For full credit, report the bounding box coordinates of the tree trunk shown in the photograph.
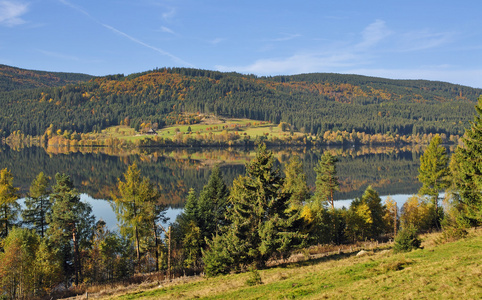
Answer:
[330,189,334,210]
[153,222,159,272]
[135,225,140,264]
[168,226,171,281]
[73,225,79,286]
[394,202,397,237]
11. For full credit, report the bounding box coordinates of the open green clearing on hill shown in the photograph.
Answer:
[103,230,482,299]
[97,117,304,142]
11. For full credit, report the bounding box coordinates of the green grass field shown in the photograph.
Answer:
[95,116,305,143]
[99,229,482,299]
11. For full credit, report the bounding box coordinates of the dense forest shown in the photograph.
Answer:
[0,66,480,139]
[0,64,92,92]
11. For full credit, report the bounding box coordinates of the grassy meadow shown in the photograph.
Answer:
[89,229,482,299]
[97,116,305,143]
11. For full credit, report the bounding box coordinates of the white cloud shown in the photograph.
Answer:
[269,33,302,42]
[0,1,28,27]
[162,7,176,21]
[210,38,223,45]
[356,19,392,49]
[216,51,361,75]
[216,21,390,75]
[160,26,175,34]
[214,19,482,88]
[399,30,454,51]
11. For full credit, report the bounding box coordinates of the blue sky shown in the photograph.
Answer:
[1,0,481,88]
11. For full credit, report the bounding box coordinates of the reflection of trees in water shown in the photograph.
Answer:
[0,145,424,207]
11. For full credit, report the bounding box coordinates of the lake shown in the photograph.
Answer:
[1,144,428,230]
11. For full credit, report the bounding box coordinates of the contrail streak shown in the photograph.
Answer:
[58,0,193,67]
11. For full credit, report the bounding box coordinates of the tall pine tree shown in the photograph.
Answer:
[418,134,449,228]
[22,172,51,238]
[451,96,482,225]
[47,173,94,285]
[213,144,303,270]
[197,165,229,239]
[418,134,450,205]
[283,156,310,208]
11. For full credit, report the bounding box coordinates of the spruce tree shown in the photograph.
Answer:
[182,188,199,223]
[451,96,482,224]
[418,134,449,228]
[197,165,229,238]
[47,173,94,285]
[418,135,449,207]
[22,172,51,238]
[283,156,310,208]
[222,144,303,269]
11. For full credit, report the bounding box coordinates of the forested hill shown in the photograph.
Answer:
[0,66,481,137]
[0,64,92,92]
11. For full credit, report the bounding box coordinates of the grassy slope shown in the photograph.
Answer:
[97,117,304,142]
[106,230,482,300]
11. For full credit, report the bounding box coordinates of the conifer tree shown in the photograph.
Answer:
[219,144,303,269]
[175,168,229,270]
[451,96,482,224]
[283,156,310,208]
[314,152,340,209]
[47,173,94,286]
[197,165,229,238]
[0,168,20,240]
[22,172,51,238]
[418,134,449,213]
[113,163,166,267]
[182,188,199,223]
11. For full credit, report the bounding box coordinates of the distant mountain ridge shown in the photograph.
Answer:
[0,65,481,138]
[0,64,93,92]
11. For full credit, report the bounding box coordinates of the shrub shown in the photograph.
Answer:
[393,225,421,253]
[437,193,470,243]
[246,267,262,286]
[202,234,234,277]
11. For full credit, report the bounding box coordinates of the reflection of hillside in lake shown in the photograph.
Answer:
[0,145,426,208]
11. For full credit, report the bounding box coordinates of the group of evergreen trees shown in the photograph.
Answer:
[172,146,394,276]
[167,96,482,276]
[0,171,97,298]
[1,95,482,297]
[0,168,165,298]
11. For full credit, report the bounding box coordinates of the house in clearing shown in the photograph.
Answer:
[146,128,157,135]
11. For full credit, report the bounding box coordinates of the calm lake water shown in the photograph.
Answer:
[2,144,428,230]
[86,194,417,230]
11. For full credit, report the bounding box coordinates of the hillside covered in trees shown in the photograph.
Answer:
[0,66,481,138]
[0,64,92,92]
